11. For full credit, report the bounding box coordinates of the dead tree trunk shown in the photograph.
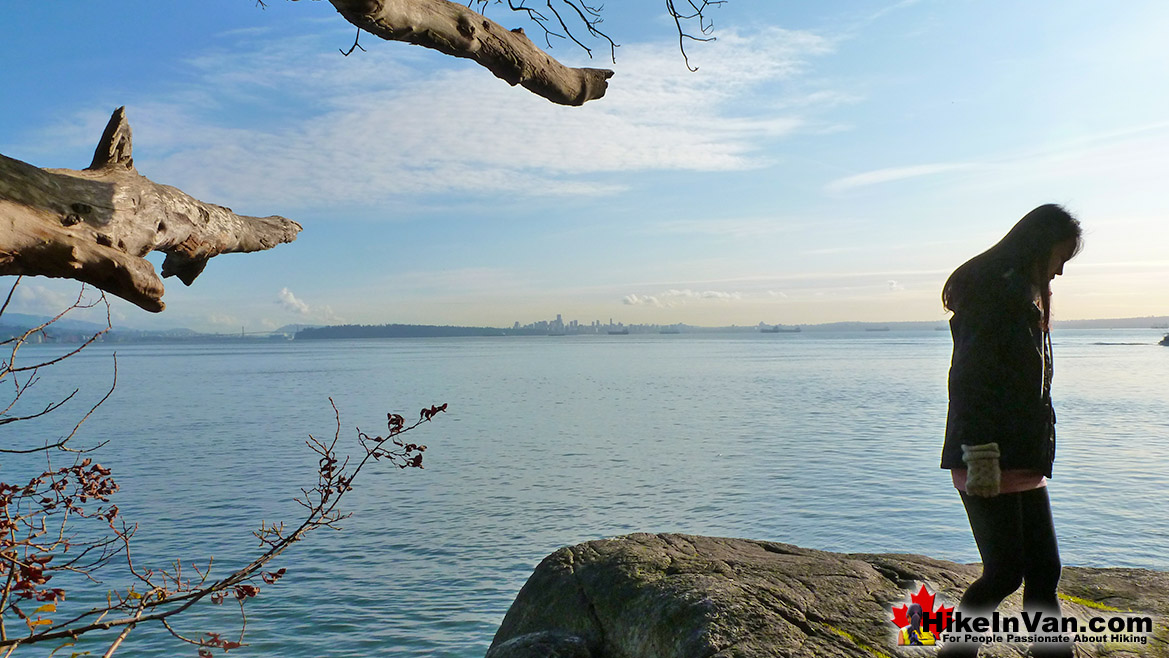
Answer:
[0,108,301,312]
[326,0,614,106]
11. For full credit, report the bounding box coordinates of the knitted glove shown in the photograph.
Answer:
[962,442,1001,498]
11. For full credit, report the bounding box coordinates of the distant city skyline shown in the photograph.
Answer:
[3,2,1168,333]
[6,305,1167,339]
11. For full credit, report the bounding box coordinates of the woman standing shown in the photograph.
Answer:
[939,204,1082,658]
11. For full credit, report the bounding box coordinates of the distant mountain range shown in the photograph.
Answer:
[1052,316,1169,329]
[0,312,112,334]
[0,313,312,344]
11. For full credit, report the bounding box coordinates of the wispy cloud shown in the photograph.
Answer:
[11,283,78,317]
[622,293,662,307]
[823,121,1169,197]
[646,217,819,238]
[22,26,842,212]
[274,287,344,324]
[381,267,534,296]
[622,288,745,307]
[666,289,743,301]
[213,25,275,39]
[615,268,950,301]
[2,281,122,325]
[276,287,311,315]
[866,0,925,23]
[1070,260,1169,270]
[208,313,239,326]
[824,163,976,192]
[318,305,343,324]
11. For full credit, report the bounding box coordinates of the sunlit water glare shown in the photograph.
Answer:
[8,329,1167,656]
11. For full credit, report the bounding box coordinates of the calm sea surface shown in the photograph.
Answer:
[8,329,1168,656]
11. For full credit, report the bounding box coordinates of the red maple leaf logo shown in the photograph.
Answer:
[891,603,912,628]
[891,584,954,634]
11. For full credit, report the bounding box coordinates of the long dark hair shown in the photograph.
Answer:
[942,204,1082,329]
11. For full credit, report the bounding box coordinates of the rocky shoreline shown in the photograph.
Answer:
[488,533,1168,657]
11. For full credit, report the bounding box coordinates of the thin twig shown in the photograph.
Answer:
[665,0,723,71]
[0,399,441,651]
[340,27,366,56]
[0,278,21,326]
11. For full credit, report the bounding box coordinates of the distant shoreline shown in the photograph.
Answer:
[293,316,1169,340]
[6,316,1167,344]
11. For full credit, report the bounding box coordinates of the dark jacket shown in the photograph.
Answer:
[940,272,1057,477]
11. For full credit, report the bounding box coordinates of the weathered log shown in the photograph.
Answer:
[326,0,613,106]
[0,108,301,312]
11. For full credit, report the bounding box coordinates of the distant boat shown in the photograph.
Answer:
[760,325,800,333]
[1160,334,1169,346]
[865,327,891,332]
[607,328,629,335]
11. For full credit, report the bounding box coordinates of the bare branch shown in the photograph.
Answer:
[53,355,118,453]
[471,0,618,61]
[340,27,366,56]
[4,287,109,374]
[1,287,116,455]
[0,390,77,431]
[665,0,724,72]
[0,278,18,325]
[100,617,137,658]
[0,396,443,653]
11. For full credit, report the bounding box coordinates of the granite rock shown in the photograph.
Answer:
[489,533,1168,657]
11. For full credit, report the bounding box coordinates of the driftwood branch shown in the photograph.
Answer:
[0,108,302,312]
[325,0,613,105]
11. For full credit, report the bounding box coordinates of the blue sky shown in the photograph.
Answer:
[3,1,1168,331]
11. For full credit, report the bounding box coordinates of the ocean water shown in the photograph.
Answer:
[6,329,1168,656]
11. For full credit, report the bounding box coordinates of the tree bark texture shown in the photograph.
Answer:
[0,108,302,312]
[327,0,614,105]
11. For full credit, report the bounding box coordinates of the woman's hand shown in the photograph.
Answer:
[962,442,1001,497]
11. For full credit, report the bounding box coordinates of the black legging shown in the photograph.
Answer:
[958,487,1063,613]
[939,488,1070,657]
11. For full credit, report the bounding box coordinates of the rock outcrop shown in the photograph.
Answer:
[489,533,1168,657]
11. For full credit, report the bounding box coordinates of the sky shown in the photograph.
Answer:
[3,0,1168,332]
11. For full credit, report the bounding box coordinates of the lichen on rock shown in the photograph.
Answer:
[489,533,1169,658]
